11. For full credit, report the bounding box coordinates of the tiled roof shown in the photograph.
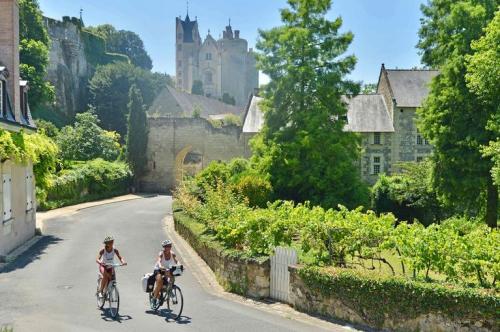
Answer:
[148,86,244,119]
[242,96,264,133]
[242,95,394,134]
[385,69,439,108]
[344,94,394,132]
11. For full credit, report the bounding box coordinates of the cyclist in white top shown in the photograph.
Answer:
[152,239,178,303]
[96,236,127,297]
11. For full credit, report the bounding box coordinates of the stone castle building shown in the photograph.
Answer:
[175,14,259,106]
[0,0,37,259]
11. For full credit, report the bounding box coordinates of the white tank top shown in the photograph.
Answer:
[102,249,115,265]
[156,251,175,269]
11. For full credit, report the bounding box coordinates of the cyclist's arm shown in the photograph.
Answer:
[172,253,179,265]
[114,249,127,265]
[96,249,104,265]
[156,252,164,269]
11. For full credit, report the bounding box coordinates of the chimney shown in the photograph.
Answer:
[234,30,240,39]
[0,0,20,121]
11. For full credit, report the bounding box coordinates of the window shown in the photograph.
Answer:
[26,168,34,212]
[416,129,429,145]
[3,173,12,222]
[177,33,183,40]
[416,156,424,162]
[20,88,28,120]
[373,132,382,145]
[372,155,383,175]
[177,44,182,51]
[205,72,213,84]
[206,53,212,60]
[178,60,182,67]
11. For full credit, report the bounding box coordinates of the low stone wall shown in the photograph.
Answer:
[174,212,270,298]
[288,266,498,332]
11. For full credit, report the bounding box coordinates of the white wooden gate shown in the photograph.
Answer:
[270,247,297,302]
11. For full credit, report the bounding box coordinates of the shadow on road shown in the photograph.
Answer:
[100,310,133,323]
[0,235,62,273]
[145,309,192,324]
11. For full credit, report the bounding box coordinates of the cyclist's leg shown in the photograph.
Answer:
[153,272,163,299]
[101,268,112,293]
[98,265,108,293]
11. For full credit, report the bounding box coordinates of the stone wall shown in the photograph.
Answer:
[174,212,270,298]
[288,266,497,332]
[44,16,128,117]
[140,117,247,192]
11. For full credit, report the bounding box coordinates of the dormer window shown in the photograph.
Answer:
[20,86,28,120]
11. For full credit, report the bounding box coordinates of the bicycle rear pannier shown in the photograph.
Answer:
[142,273,155,293]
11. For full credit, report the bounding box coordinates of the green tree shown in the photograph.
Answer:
[89,62,168,139]
[19,0,54,110]
[56,112,121,162]
[191,80,204,95]
[417,0,498,227]
[254,0,368,209]
[126,84,148,179]
[86,24,153,70]
[34,119,59,138]
[361,83,377,94]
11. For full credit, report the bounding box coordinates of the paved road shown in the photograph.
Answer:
[0,196,346,332]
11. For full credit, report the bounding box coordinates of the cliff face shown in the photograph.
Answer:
[44,16,128,118]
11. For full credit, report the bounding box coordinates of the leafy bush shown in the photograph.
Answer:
[175,182,499,288]
[56,112,122,162]
[39,159,131,210]
[234,174,273,208]
[0,129,58,190]
[372,161,447,225]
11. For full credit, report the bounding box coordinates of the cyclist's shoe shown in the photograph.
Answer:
[150,297,158,310]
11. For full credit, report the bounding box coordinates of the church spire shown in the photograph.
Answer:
[185,0,190,21]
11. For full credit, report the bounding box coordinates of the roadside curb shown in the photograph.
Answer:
[0,235,43,271]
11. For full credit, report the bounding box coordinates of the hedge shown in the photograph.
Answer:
[39,159,132,210]
[296,266,500,330]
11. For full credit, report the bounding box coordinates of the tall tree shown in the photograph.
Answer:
[254,0,368,209]
[86,24,153,70]
[89,62,169,140]
[126,84,148,179]
[19,0,54,110]
[466,9,500,193]
[417,0,498,226]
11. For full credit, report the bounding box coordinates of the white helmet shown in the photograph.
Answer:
[103,235,114,243]
[162,239,172,247]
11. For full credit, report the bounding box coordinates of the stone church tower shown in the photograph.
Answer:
[175,14,259,106]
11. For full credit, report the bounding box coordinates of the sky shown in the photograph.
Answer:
[39,0,426,85]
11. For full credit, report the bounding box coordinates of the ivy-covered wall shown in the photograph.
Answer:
[44,16,129,118]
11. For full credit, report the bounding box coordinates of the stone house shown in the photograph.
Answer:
[175,14,259,106]
[0,0,37,259]
[242,64,438,184]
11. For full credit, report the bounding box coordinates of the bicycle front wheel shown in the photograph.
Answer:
[108,285,120,319]
[167,285,183,320]
[96,278,105,309]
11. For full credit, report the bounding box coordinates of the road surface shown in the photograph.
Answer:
[0,196,354,331]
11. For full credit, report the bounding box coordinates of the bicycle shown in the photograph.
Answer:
[149,265,184,320]
[96,263,126,319]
